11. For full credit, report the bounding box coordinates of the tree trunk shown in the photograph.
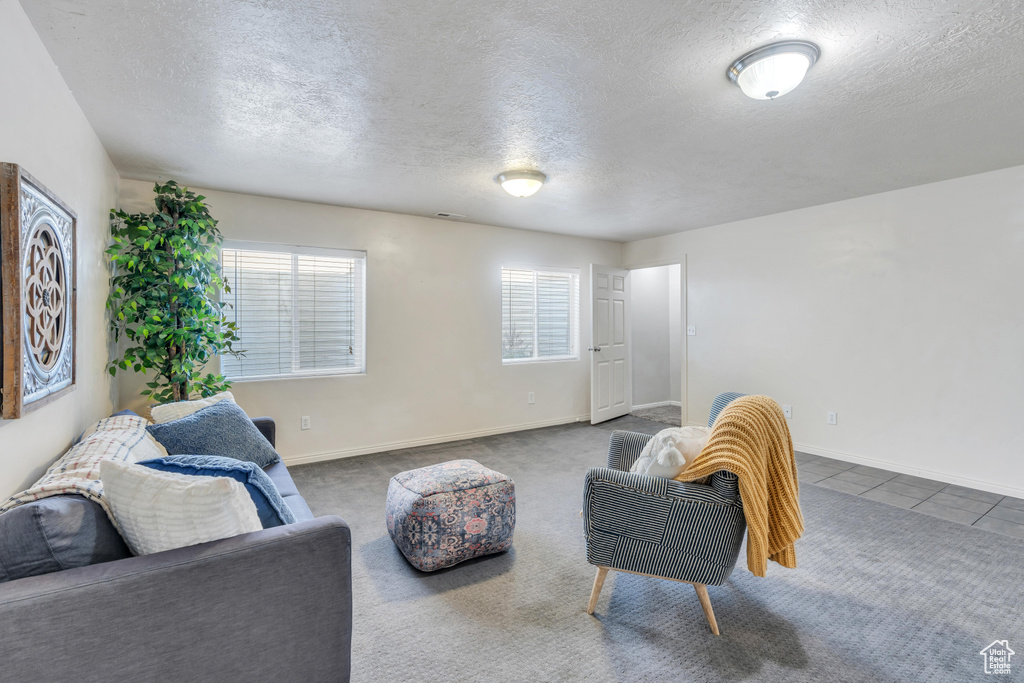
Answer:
[165,221,184,402]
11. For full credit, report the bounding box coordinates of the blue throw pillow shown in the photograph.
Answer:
[146,401,280,468]
[138,455,296,528]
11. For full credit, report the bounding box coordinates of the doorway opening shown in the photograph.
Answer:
[629,263,683,426]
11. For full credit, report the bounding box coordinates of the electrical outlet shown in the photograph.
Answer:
[783,404,792,419]
[686,325,696,336]
[301,416,311,430]
[827,411,837,425]
[527,392,535,405]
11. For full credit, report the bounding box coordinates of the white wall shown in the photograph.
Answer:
[630,264,683,407]
[630,266,671,405]
[667,264,682,403]
[0,0,120,497]
[624,165,1024,496]
[118,180,621,463]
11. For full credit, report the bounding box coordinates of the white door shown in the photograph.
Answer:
[590,265,631,423]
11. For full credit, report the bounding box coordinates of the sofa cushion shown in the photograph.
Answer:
[282,494,314,523]
[101,460,262,555]
[140,455,296,528]
[263,461,299,498]
[146,401,281,468]
[263,462,314,522]
[0,495,131,583]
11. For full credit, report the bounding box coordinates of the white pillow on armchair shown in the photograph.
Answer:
[630,426,711,480]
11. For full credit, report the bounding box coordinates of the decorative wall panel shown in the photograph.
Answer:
[1,163,76,418]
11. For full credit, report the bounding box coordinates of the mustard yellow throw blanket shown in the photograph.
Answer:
[675,395,804,577]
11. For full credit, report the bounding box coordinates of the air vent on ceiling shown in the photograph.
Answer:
[435,212,466,219]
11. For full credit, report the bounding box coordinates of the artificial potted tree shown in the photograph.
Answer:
[106,181,240,404]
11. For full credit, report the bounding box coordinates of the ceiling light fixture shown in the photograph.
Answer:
[496,170,547,198]
[728,40,820,100]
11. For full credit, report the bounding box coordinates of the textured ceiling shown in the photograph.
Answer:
[20,0,1024,241]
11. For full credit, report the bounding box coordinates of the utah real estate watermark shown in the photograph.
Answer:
[979,640,1014,675]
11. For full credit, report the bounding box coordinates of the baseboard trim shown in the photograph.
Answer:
[282,414,591,466]
[632,401,682,411]
[794,442,1024,499]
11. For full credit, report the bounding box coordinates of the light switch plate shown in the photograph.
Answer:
[783,405,792,419]
[827,411,837,425]
[686,325,696,336]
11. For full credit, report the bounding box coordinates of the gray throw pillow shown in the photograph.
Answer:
[146,401,281,468]
[0,496,132,582]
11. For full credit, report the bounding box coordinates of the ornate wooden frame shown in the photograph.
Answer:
[0,163,77,419]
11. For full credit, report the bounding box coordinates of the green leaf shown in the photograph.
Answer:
[106,180,233,403]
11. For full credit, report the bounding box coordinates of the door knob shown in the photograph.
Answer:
[588,346,602,352]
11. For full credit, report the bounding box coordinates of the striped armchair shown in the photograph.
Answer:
[583,392,747,635]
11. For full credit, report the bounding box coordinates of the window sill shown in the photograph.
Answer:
[225,370,366,383]
[502,356,580,366]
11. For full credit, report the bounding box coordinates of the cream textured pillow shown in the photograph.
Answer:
[149,391,235,424]
[100,460,261,555]
[631,426,711,480]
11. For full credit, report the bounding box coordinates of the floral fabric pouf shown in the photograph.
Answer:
[385,459,516,572]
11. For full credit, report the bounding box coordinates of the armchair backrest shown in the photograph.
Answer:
[606,391,748,503]
[708,392,746,428]
[606,430,653,471]
[606,430,741,504]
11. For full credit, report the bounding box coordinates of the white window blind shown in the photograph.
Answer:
[501,267,579,363]
[221,242,366,380]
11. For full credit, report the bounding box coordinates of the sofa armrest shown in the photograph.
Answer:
[252,416,276,448]
[0,516,352,683]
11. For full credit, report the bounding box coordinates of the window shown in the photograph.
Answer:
[501,267,579,363]
[220,242,365,380]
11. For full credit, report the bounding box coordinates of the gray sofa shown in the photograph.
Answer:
[0,416,352,682]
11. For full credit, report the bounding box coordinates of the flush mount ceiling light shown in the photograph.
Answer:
[495,170,547,198]
[728,40,820,100]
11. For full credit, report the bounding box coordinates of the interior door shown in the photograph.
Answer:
[590,265,631,424]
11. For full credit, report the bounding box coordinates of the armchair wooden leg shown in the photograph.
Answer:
[587,567,609,614]
[692,583,720,635]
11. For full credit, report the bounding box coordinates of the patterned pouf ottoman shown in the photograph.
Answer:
[386,459,516,571]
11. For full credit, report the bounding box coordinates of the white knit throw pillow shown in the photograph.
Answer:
[100,460,261,555]
[631,426,711,479]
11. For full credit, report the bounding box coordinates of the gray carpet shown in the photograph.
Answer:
[291,417,1024,682]
[630,404,682,426]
